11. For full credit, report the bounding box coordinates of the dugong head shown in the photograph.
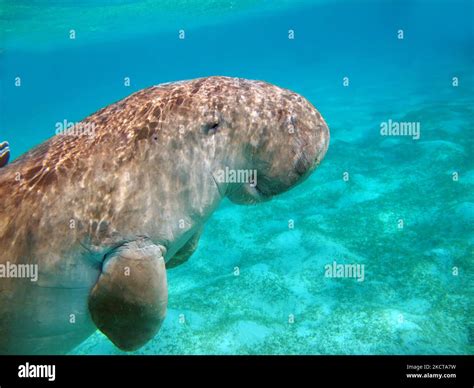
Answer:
[222,78,329,204]
[159,76,329,204]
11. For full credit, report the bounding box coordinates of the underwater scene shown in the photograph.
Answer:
[0,0,472,355]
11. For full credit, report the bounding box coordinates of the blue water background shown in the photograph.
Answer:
[0,0,472,354]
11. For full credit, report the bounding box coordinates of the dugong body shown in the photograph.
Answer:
[0,76,329,354]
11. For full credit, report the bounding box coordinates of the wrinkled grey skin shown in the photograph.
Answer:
[0,76,329,354]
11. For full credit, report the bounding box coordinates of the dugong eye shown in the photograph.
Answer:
[201,121,220,135]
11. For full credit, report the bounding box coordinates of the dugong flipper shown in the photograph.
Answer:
[88,239,167,351]
[166,229,203,269]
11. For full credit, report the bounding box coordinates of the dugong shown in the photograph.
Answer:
[0,76,329,354]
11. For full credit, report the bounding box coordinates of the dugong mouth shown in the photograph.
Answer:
[227,182,273,204]
[246,182,272,201]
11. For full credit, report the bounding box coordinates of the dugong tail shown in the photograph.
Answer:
[0,142,10,168]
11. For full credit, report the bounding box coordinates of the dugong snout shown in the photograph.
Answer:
[289,98,330,180]
[227,82,329,203]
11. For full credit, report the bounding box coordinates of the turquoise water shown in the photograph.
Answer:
[1,0,473,354]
